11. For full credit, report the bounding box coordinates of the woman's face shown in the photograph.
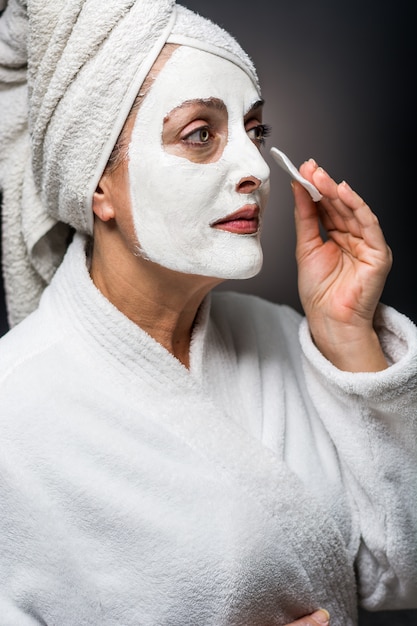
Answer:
[128,45,270,280]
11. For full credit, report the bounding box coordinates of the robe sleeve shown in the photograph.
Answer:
[299,303,417,610]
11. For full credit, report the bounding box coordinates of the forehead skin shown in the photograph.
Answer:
[138,46,262,127]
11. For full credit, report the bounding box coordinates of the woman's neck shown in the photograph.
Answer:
[89,228,221,368]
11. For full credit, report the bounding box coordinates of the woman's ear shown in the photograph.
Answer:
[92,173,116,222]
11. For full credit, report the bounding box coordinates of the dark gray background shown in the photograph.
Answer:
[0,1,416,622]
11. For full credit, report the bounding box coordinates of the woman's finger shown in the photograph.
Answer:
[300,162,389,252]
[285,608,330,625]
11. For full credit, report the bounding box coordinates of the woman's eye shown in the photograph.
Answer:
[183,127,211,144]
[247,123,272,145]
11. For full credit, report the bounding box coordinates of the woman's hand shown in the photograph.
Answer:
[293,159,392,372]
[285,608,330,625]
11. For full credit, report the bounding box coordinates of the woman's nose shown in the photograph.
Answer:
[236,175,262,195]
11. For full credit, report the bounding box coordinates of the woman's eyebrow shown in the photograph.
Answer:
[164,97,263,123]
[169,98,227,115]
[245,99,265,116]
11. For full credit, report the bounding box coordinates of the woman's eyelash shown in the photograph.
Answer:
[261,123,272,138]
[246,123,272,146]
[255,123,272,144]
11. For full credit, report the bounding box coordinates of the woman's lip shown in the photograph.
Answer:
[211,205,260,235]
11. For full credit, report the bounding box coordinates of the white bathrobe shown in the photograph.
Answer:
[0,233,416,625]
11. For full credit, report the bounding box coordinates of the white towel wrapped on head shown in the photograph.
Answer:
[0,0,258,326]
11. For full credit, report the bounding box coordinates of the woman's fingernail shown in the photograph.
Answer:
[315,608,330,624]
[308,158,317,166]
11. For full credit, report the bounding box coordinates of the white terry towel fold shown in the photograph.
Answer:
[0,0,258,327]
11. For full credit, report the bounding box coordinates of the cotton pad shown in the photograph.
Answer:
[270,147,322,202]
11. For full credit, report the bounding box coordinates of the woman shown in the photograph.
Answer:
[0,1,416,624]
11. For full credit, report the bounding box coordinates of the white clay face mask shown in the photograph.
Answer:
[128,46,270,280]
